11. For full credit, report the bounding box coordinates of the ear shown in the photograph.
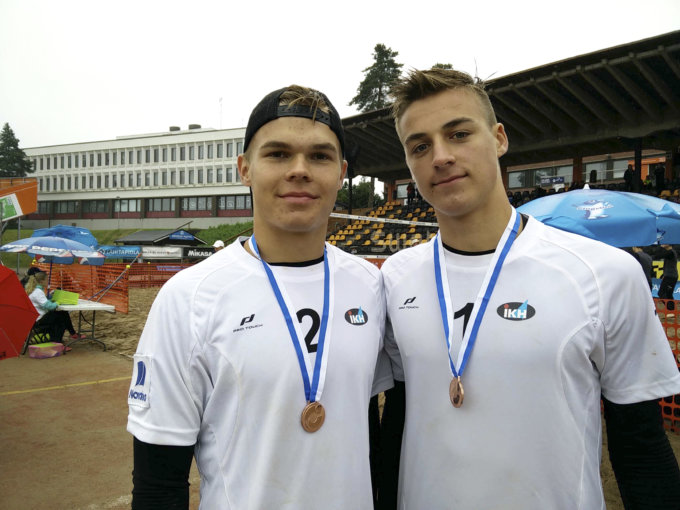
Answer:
[237,154,252,187]
[494,123,509,158]
[338,160,348,190]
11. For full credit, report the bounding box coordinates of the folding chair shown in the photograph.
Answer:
[21,322,55,355]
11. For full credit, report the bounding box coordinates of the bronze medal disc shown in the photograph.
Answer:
[449,378,464,408]
[301,401,325,433]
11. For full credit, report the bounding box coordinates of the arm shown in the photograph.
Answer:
[603,397,680,510]
[132,437,194,510]
[32,288,58,312]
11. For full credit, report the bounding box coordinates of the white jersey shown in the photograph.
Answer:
[127,240,388,510]
[382,217,680,510]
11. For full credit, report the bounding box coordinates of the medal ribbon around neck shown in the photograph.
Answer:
[434,208,520,381]
[250,236,333,404]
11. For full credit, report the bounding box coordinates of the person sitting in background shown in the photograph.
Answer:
[24,269,84,350]
[212,240,225,252]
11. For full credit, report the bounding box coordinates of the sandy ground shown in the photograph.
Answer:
[97,287,680,509]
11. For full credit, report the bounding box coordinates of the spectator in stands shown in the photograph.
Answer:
[406,181,415,207]
[127,84,390,510]
[655,244,678,307]
[24,269,83,350]
[655,164,667,196]
[623,164,633,191]
[378,67,680,510]
[589,168,597,184]
[212,239,224,252]
[630,246,653,290]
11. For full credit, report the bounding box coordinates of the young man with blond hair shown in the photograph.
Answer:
[380,68,680,509]
[128,85,389,509]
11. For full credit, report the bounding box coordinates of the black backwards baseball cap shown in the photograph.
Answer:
[243,87,345,157]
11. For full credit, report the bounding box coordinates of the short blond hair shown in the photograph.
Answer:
[391,68,497,128]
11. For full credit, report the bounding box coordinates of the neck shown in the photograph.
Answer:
[437,202,516,252]
[247,227,327,264]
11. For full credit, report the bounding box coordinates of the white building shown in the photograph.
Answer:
[23,125,252,230]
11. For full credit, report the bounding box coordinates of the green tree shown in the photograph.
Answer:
[336,179,384,209]
[0,123,33,177]
[349,44,403,112]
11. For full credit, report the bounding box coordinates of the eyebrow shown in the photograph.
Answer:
[403,116,475,147]
[258,141,338,152]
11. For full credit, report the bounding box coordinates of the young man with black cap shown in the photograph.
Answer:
[378,68,680,509]
[127,85,389,509]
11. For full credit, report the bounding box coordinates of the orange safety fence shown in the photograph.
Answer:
[37,263,130,314]
[655,299,680,434]
[128,263,193,288]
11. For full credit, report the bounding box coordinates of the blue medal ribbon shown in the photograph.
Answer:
[434,208,521,379]
[250,236,330,403]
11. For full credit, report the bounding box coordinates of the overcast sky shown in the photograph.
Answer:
[1,0,678,149]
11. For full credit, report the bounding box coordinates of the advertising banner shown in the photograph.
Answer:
[141,246,183,259]
[98,245,141,259]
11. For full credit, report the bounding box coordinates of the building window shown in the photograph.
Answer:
[188,169,194,184]
[207,144,213,159]
[171,147,176,161]
[198,145,204,159]
[112,174,117,187]
[162,171,167,186]
[145,172,150,186]
[67,155,72,169]
[46,158,50,170]
[104,175,109,187]
[98,153,102,166]
[38,201,50,213]
[60,177,64,189]
[82,200,108,213]
[197,169,203,184]
[55,201,77,214]
[181,196,211,211]
[162,148,167,162]
[226,143,233,158]
[170,170,176,185]
[129,150,134,164]
[137,172,142,187]
[236,142,243,155]
[115,199,141,212]
[40,158,44,170]
[128,173,134,187]
[154,148,159,163]
[207,168,213,184]
[90,154,95,167]
[216,167,222,182]
[226,166,233,182]
[81,175,86,189]
[54,156,58,168]
[179,170,185,185]
[153,172,158,186]
[113,152,117,166]
[105,153,110,165]
[74,155,79,168]
[60,156,64,169]
[180,147,186,161]
[46,179,50,191]
[89,175,94,188]
[147,198,175,212]
[217,143,223,158]
[189,146,195,160]
[120,151,125,165]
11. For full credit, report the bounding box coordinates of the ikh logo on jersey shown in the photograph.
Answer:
[497,300,536,321]
[128,357,151,408]
[345,307,368,325]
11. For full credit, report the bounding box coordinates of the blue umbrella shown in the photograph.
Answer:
[517,187,680,247]
[0,236,106,285]
[32,224,99,250]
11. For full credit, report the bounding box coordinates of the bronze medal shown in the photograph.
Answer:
[301,401,325,433]
[449,377,464,408]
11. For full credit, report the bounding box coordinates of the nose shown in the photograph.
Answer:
[286,154,312,180]
[431,138,455,170]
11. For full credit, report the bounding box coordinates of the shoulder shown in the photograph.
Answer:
[381,240,433,278]
[328,244,382,283]
[521,217,642,279]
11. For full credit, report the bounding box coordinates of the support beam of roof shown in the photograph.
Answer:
[535,79,592,128]
[579,64,636,122]
[555,74,615,124]
[660,46,680,80]
[491,102,536,139]
[633,55,680,115]
[605,60,660,119]
[493,91,554,134]
[513,81,574,132]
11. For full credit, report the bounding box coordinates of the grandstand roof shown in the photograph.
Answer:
[342,30,680,181]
